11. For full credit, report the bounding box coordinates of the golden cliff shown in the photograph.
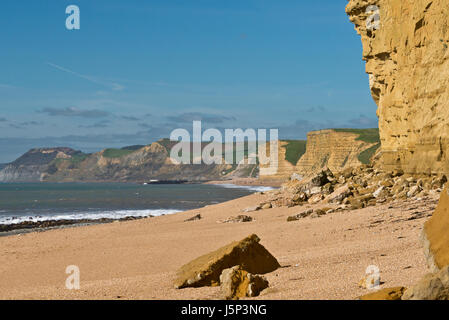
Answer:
[296,129,379,174]
[346,0,449,174]
[259,129,380,181]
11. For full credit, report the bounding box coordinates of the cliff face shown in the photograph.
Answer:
[43,141,239,183]
[259,129,380,180]
[0,148,80,182]
[259,140,306,181]
[346,0,449,174]
[0,141,256,183]
[295,129,379,174]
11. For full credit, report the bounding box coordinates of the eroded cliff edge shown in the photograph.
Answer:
[346,0,449,174]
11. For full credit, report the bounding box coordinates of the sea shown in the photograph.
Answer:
[0,183,275,225]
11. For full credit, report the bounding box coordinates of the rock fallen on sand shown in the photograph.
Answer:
[402,266,449,300]
[220,215,253,223]
[422,186,449,272]
[219,265,269,300]
[242,206,262,213]
[287,209,314,222]
[174,234,280,289]
[184,214,202,222]
[358,287,406,300]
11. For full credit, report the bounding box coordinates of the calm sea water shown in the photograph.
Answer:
[0,183,274,225]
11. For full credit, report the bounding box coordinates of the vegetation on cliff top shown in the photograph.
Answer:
[283,140,307,166]
[102,148,136,158]
[358,143,380,164]
[333,128,380,144]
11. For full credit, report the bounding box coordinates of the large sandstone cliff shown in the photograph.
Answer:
[346,0,449,174]
[296,129,379,174]
[259,129,380,181]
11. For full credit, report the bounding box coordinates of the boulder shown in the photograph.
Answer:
[174,234,280,289]
[422,187,449,272]
[407,185,421,198]
[221,215,253,223]
[242,206,261,213]
[373,186,384,198]
[358,287,406,300]
[287,209,314,222]
[261,203,272,210]
[325,185,352,203]
[184,214,202,222]
[402,266,449,300]
[219,265,269,300]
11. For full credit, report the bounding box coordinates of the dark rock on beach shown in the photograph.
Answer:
[0,216,152,233]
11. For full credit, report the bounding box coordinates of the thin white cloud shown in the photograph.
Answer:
[0,83,16,89]
[46,62,125,91]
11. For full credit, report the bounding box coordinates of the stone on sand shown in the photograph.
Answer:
[219,265,269,300]
[402,266,449,300]
[422,186,449,272]
[174,234,280,289]
[358,287,406,300]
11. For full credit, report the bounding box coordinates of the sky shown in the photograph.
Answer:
[0,0,377,163]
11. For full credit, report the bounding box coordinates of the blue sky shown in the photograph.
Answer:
[0,0,377,162]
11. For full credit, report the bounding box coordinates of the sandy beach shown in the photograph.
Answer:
[0,191,436,300]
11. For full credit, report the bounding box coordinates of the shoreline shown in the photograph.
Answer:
[0,216,152,237]
[0,181,275,236]
[205,178,284,188]
[0,189,436,299]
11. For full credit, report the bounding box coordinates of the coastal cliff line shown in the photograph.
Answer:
[346,0,449,174]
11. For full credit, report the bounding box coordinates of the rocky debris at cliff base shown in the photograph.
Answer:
[219,265,269,300]
[260,165,445,212]
[174,234,280,289]
[402,266,449,300]
[287,208,334,221]
[358,287,406,300]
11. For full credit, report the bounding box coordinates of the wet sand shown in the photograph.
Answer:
[0,192,435,300]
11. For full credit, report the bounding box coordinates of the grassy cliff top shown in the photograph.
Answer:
[282,140,307,166]
[332,128,380,144]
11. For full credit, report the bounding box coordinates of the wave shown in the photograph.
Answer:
[0,209,182,225]
[213,184,277,193]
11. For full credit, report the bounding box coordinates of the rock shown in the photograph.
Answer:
[402,266,449,300]
[290,173,302,182]
[422,187,449,272]
[219,265,269,300]
[174,234,280,289]
[407,186,421,198]
[309,186,322,195]
[391,169,404,177]
[261,203,272,210]
[373,186,384,198]
[291,192,308,203]
[321,183,334,195]
[358,287,406,300]
[324,185,352,204]
[307,193,324,204]
[242,206,261,213]
[313,209,327,217]
[287,209,314,222]
[358,273,380,290]
[184,214,202,222]
[222,215,253,223]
